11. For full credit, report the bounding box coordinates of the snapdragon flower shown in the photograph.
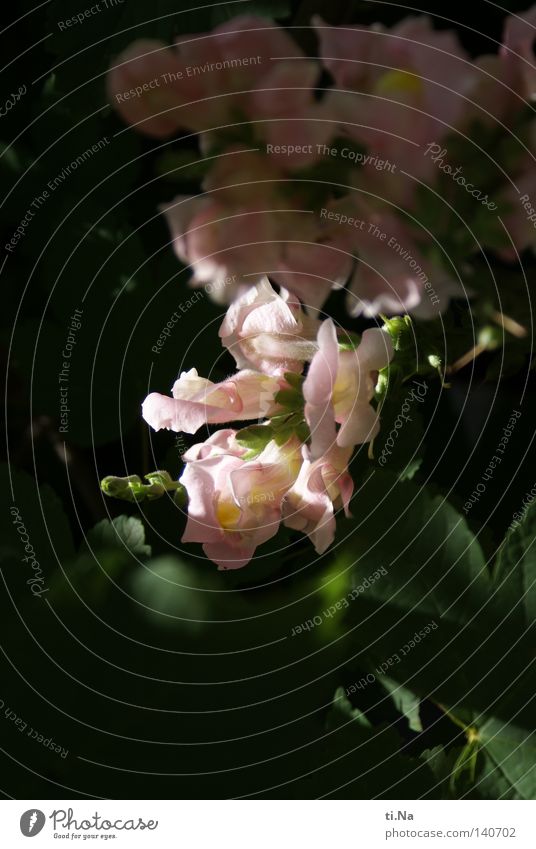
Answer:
[142,367,280,434]
[180,431,302,569]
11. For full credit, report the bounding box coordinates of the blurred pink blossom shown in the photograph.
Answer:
[161,194,354,310]
[249,60,336,168]
[465,5,536,127]
[501,5,536,101]
[270,210,354,311]
[315,15,476,187]
[160,194,282,298]
[346,204,460,318]
[108,16,305,137]
[498,166,536,259]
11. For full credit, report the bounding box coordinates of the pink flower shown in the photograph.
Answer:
[180,434,302,569]
[303,319,393,458]
[463,55,517,127]
[202,147,283,206]
[467,7,536,127]
[142,367,280,434]
[219,279,319,375]
[282,444,354,554]
[205,14,302,73]
[339,201,461,318]
[249,60,336,168]
[106,39,195,138]
[161,194,352,312]
[108,17,304,137]
[270,209,354,311]
[161,195,281,297]
[501,5,536,101]
[316,15,473,129]
[302,319,340,459]
[498,166,536,259]
[315,16,475,188]
[182,428,247,462]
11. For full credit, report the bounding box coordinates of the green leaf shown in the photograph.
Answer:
[274,387,302,410]
[495,499,536,626]
[400,457,423,481]
[380,676,422,733]
[334,470,536,797]
[474,710,536,799]
[327,687,372,731]
[373,378,426,476]
[467,497,536,799]
[337,472,530,718]
[382,315,414,354]
[316,688,434,798]
[47,516,151,606]
[337,332,361,351]
[283,371,304,389]
[235,423,275,455]
[420,746,463,799]
[129,556,210,632]
[435,691,536,800]
[86,515,151,558]
[0,464,75,597]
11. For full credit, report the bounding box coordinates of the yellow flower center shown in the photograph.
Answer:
[216,499,241,530]
[375,70,423,98]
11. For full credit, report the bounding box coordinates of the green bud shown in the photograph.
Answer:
[100,475,143,502]
[375,370,390,396]
[143,471,176,498]
[381,315,413,351]
[173,484,188,509]
[478,325,502,350]
[101,470,183,503]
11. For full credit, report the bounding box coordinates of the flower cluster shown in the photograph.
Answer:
[141,281,392,568]
[103,7,536,568]
[108,9,536,317]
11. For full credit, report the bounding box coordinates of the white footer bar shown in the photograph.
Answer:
[1,799,534,848]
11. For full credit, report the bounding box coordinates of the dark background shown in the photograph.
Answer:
[0,0,534,799]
